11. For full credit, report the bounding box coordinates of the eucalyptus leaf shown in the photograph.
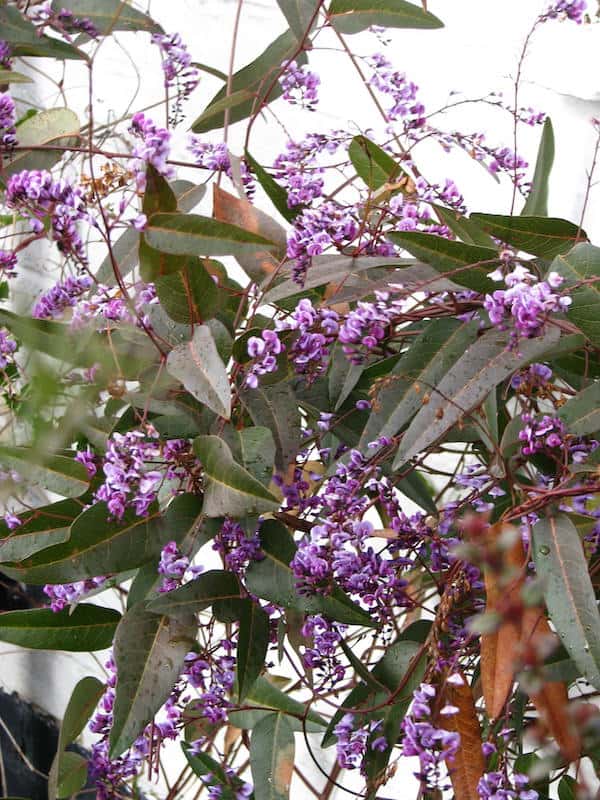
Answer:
[522,117,554,217]
[328,0,444,33]
[469,213,585,259]
[0,605,120,651]
[551,243,600,346]
[251,713,295,800]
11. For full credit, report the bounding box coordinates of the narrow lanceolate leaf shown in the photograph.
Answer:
[328,0,444,33]
[0,446,88,499]
[431,205,495,247]
[360,319,479,447]
[0,497,80,562]
[557,380,600,435]
[240,383,301,472]
[213,185,287,283]
[147,570,241,616]
[191,30,308,133]
[0,5,84,60]
[245,520,376,627]
[441,681,485,800]
[2,494,203,585]
[251,713,295,800]
[522,118,554,217]
[0,605,120,651]
[194,436,279,517]
[388,231,498,293]
[51,0,161,34]
[393,325,560,467]
[59,676,105,751]
[236,600,270,701]
[551,244,600,346]
[3,108,80,177]
[48,751,88,800]
[230,675,327,731]
[481,526,525,720]
[521,608,581,762]
[469,213,586,259]
[348,134,401,190]
[110,605,195,757]
[155,260,220,324]
[0,69,32,83]
[533,514,600,690]
[167,325,231,419]
[245,150,297,223]
[145,213,278,260]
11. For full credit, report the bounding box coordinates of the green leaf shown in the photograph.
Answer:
[251,713,295,800]
[360,318,479,447]
[393,325,560,467]
[240,383,302,472]
[469,213,585,259]
[59,676,105,750]
[48,751,88,800]
[145,213,277,260]
[110,604,195,756]
[2,493,203,584]
[533,513,600,690]
[155,260,220,323]
[182,743,254,798]
[551,243,600,346]
[0,605,120,651]
[236,427,276,487]
[557,381,600,435]
[522,118,554,217]
[51,0,161,34]
[0,498,81,562]
[0,69,32,83]
[236,600,270,701]
[191,30,307,133]
[245,520,376,627]
[328,0,443,33]
[147,570,241,616]
[0,5,84,60]
[328,342,364,411]
[194,436,279,517]
[166,325,231,419]
[0,447,88,498]
[2,108,80,177]
[388,231,498,293]
[230,675,327,731]
[558,775,578,800]
[277,0,321,40]
[431,205,495,247]
[348,135,401,190]
[245,150,297,224]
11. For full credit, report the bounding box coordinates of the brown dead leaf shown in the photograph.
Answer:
[212,185,286,281]
[522,607,581,762]
[442,680,485,800]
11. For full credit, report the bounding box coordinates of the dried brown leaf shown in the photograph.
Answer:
[442,680,485,800]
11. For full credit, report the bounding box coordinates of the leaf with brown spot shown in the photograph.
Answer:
[250,712,295,800]
[521,607,581,762]
[480,525,526,720]
[442,681,485,800]
[213,185,287,283]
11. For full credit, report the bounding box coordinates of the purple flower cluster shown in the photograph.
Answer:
[158,541,202,592]
[31,2,99,39]
[0,41,12,70]
[287,201,358,283]
[0,329,17,369]
[541,0,587,23]
[44,577,107,612]
[245,329,284,388]
[489,147,529,190]
[273,131,348,208]
[334,714,386,771]
[183,645,236,724]
[511,362,552,391]
[301,614,346,687]
[32,274,93,320]
[519,413,598,463]
[188,139,254,195]
[94,430,162,519]
[0,92,17,155]
[129,113,173,191]
[151,32,199,122]
[0,250,18,278]
[477,772,538,800]
[6,170,89,263]
[401,682,460,790]
[484,265,571,343]
[339,289,406,364]
[276,298,339,381]
[71,280,157,330]
[213,517,261,577]
[368,54,425,128]
[279,60,320,111]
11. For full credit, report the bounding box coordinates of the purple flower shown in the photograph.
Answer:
[368,54,425,128]
[213,517,261,577]
[478,771,539,800]
[188,139,254,196]
[129,113,173,191]
[0,328,17,369]
[541,0,586,22]
[44,577,107,612]
[0,250,18,277]
[0,41,12,70]
[151,32,199,122]
[287,201,358,283]
[0,92,17,156]
[32,274,93,320]
[245,329,284,388]
[158,541,201,592]
[279,60,320,111]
